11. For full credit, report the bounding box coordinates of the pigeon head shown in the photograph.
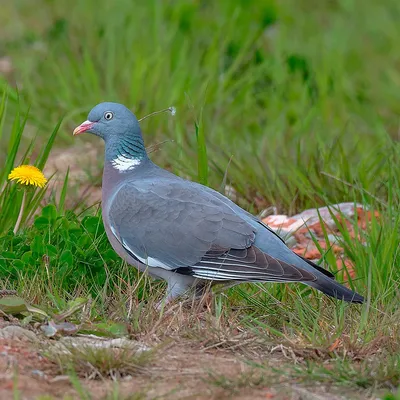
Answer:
[73,102,148,166]
[73,102,141,140]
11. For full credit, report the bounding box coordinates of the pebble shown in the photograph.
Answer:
[327,234,339,244]
[0,56,13,75]
[48,335,150,356]
[31,369,46,379]
[0,326,38,342]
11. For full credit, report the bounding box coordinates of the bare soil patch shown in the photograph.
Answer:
[0,320,371,400]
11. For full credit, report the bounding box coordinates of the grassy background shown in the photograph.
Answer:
[0,0,399,398]
[1,0,399,211]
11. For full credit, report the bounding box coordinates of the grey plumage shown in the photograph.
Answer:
[73,102,364,305]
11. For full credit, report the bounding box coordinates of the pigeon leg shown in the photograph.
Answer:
[155,274,196,310]
[165,274,195,301]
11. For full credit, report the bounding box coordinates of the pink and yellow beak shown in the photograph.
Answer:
[73,120,95,136]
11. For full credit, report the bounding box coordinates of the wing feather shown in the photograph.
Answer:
[174,246,317,283]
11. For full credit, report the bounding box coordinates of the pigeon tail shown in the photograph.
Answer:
[307,276,364,303]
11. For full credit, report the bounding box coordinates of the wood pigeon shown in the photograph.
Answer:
[73,102,364,304]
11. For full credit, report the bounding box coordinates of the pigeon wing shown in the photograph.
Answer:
[108,180,317,283]
[108,180,255,269]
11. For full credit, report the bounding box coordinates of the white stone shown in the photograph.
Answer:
[0,326,38,342]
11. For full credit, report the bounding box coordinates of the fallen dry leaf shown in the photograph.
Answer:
[328,338,342,352]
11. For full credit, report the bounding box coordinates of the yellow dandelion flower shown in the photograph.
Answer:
[8,165,47,188]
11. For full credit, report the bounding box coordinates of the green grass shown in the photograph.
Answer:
[1,0,399,212]
[0,0,399,399]
[0,90,61,234]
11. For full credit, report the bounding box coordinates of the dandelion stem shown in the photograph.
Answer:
[13,190,27,234]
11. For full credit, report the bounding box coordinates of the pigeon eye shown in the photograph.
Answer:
[104,112,114,121]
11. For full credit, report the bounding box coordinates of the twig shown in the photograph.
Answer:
[147,139,175,154]
[138,106,176,122]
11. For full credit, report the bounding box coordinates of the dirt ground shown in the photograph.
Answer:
[0,333,274,399]
[0,324,368,400]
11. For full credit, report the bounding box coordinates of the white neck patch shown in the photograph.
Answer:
[111,154,141,172]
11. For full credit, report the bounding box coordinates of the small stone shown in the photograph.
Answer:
[49,375,70,383]
[0,57,13,75]
[49,336,150,356]
[224,185,237,202]
[41,323,58,337]
[31,369,46,379]
[41,320,79,337]
[0,326,38,342]
[108,338,149,352]
[327,234,339,244]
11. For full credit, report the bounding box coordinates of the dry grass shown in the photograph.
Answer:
[47,345,155,380]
